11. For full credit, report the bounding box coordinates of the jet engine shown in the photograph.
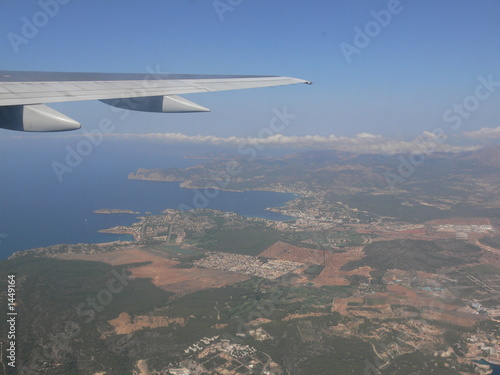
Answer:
[0,104,81,132]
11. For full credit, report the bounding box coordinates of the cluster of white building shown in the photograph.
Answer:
[195,252,304,279]
[437,224,496,233]
[183,335,219,354]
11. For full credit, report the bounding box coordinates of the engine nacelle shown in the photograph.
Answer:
[0,104,81,132]
[100,95,210,113]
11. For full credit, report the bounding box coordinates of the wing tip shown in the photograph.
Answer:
[284,77,313,85]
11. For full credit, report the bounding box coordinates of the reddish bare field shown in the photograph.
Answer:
[57,247,249,294]
[58,247,177,267]
[259,241,368,286]
[132,265,249,294]
[259,241,326,264]
[107,312,184,335]
[332,284,483,327]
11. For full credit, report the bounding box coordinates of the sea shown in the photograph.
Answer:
[0,138,294,259]
[2,138,499,373]
[474,359,500,375]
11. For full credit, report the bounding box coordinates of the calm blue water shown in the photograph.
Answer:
[474,359,500,374]
[0,139,294,259]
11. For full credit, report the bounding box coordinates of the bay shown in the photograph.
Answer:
[473,359,500,375]
[0,139,294,259]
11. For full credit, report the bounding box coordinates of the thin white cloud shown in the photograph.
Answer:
[111,132,481,154]
[1,130,486,154]
[462,126,500,139]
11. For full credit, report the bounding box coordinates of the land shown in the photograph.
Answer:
[57,247,250,295]
[94,209,140,214]
[2,146,500,375]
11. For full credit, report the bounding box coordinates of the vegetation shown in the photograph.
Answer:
[479,234,500,249]
[342,239,481,273]
[3,147,500,374]
[331,193,450,222]
[464,264,500,276]
[194,225,282,256]
[0,256,171,375]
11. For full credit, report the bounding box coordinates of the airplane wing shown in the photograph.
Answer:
[0,71,311,132]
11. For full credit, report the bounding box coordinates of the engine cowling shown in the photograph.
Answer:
[100,95,210,113]
[0,104,81,132]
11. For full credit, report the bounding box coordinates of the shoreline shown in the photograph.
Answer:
[93,209,140,214]
[473,358,500,374]
[4,187,297,260]
[129,174,300,196]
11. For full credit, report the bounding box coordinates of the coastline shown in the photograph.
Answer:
[129,175,300,196]
[473,359,500,374]
[128,168,300,195]
[98,227,141,242]
[94,209,140,214]
[3,181,296,259]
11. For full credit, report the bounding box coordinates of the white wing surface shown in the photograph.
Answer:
[0,71,311,132]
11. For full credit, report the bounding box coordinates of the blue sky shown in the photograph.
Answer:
[1,0,500,142]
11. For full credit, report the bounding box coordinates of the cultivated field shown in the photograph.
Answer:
[259,241,368,286]
[57,247,249,294]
